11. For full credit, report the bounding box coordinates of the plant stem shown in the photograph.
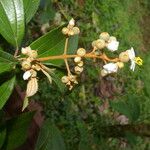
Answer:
[14,48,19,57]
[63,38,71,75]
[36,53,119,62]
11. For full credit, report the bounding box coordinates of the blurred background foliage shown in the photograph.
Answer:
[2,0,150,149]
[30,0,150,149]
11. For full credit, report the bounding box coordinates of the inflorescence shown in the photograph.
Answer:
[18,18,143,109]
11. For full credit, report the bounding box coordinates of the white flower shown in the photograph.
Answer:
[103,63,118,74]
[107,40,119,52]
[23,70,31,80]
[127,47,136,71]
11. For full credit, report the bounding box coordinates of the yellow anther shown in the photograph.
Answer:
[134,57,143,66]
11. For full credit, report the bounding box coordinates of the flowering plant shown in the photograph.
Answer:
[0,0,144,149]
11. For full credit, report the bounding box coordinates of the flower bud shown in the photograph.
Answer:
[74,66,83,74]
[74,56,81,63]
[119,52,130,62]
[72,27,80,34]
[77,61,84,67]
[62,27,69,35]
[95,39,106,49]
[69,75,76,82]
[92,40,97,48]
[101,69,108,77]
[77,48,86,56]
[61,76,69,83]
[22,61,31,70]
[116,62,124,68]
[99,32,110,41]
[68,30,74,36]
[29,50,38,58]
[109,36,117,42]
[21,47,31,55]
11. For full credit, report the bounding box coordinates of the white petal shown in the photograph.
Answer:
[103,63,118,73]
[127,47,135,60]
[23,71,31,80]
[107,41,119,52]
[130,60,136,71]
[69,18,75,26]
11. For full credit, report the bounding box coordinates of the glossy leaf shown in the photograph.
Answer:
[0,50,17,74]
[30,26,78,66]
[0,0,25,47]
[23,0,40,23]
[0,76,16,109]
[5,112,34,150]
[35,119,66,150]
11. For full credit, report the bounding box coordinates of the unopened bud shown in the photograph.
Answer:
[74,66,83,74]
[101,69,108,77]
[68,30,74,36]
[99,32,110,41]
[22,61,31,70]
[119,52,130,62]
[92,40,97,48]
[61,76,69,83]
[95,39,106,49]
[21,47,31,55]
[77,61,84,67]
[69,75,76,82]
[109,36,117,42]
[72,27,80,34]
[74,56,81,63]
[116,62,124,68]
[29,50,38,58]
[77,48,86,56]
[62,27,69,35]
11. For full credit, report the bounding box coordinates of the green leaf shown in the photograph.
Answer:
[77,122,92,150]
[35,119,66,150]
[30,26,78,66]
[110,96,140,122]
[0,0,25,47]
[0,76,16,109]
[0,128,6,149]
[23,0,40,23]
[4,112,34,150]
[0,50,17,74]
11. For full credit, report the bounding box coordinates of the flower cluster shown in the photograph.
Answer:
[92,32,119,52]
[19,18,143,110]
[20,47,53,98]
[62,18,80,36]
[74,48,86,74]
[101,47,143,76]
[61,74,78,90]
